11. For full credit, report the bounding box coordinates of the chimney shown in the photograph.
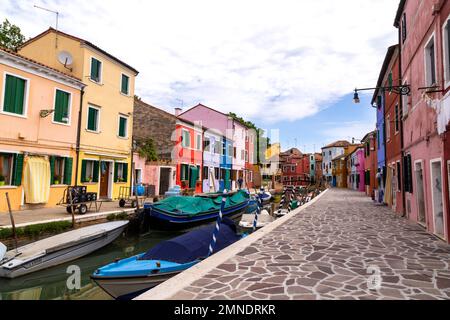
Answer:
[175,108,182,117]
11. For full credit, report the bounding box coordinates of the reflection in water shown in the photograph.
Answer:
[0,229,185,300]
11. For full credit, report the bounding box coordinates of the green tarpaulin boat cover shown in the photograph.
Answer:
[152,190,249,216]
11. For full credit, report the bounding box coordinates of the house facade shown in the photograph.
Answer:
[18,28,139,201]
[349,147,365,192]
[331,154,348,188]
[393,0,450,241]
[321,140,351,186]
[202,128,222,192]
[280,148,310,186]
[0,48,84,212]
[362,131,378,199]
[132,99,177,196]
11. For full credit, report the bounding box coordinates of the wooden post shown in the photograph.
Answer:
[68,187,75,228]
[5,193,18,251]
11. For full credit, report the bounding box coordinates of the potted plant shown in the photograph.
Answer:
[54,174,61,185]
[88,176,93,183]
[0,175,5,186]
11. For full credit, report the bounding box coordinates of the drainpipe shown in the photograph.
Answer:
[398,25,407,218]
[74,88,84,187]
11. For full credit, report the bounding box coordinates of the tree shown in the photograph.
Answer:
[0,19,26,51]
[137,138,159,162]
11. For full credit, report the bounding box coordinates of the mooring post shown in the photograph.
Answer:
[5,192,18,251]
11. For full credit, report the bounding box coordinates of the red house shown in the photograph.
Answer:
[280,148,310,186]
[174,118,203,194]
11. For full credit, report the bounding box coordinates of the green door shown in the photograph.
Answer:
[189,166,199,189]
[224,169,231,190]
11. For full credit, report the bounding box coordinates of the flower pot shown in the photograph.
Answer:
[54,180,60,185]
[0,181,5,186]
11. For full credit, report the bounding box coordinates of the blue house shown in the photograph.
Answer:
[219,138,233,191]
[374,87,386,203]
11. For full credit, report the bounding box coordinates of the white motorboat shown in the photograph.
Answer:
[239,210,275,230]
[0,221,129,279]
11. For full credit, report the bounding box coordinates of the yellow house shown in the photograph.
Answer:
[19,28,139,200]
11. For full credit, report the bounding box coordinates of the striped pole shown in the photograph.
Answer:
[252,193,262,232]
[277,186,287,215]
[288,188,295,213]
[207,190,228,257]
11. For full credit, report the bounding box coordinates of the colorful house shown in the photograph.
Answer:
[349,147,365,192]
[132,99,177,196]
[19,28,139,201]
[202,128,222,192]
[362,131,378,200]
[394,0,449,241]
[230,119,246,190]
[244,128,257,189]
[321,140,351,186]
[331,154,348,188]
[174,118,203,193]
[0,47,84,212]
[280,148,310,186]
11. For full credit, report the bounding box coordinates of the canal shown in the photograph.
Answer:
[0,228,187,300]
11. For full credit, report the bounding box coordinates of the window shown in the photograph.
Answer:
[121,74,130,95]
[87,106,100,132]
[196,134,201,150]
[2,73,27,116]
[228,144,233,157]
[311,164,314,171]
[241,150,245,161]
[90,57,102,83]
[203,137,211,152]
[180,164,189,181]
[425,36,436,86]
[114,162,128,182]
[214,141,221,154]
[403,154,413,193]
[395,105,400,133]
[245,150,248,162]
[118,115,128,138]
[53,89,71,124]
[51,157,65,185]
[402,13,407,43]
[203,166,209,180]
[0,153,14,185]
[402,80,409,116]
[396,161,401,191]
[181,130,191,148]
[81,160,99,183]
[135,169,142,184]
[214,167,219,179]
[444,18,450,84]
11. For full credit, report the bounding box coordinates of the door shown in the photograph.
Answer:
[99,161,110,198]
[189,166,199,189]
[224,169,231,190]
[431,160,445,237]
[415,162,426,225]
[159,168,171,196]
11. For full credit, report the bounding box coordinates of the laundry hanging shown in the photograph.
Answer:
[23,156,51,204]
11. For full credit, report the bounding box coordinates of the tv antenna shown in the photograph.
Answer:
[34,5,59,48]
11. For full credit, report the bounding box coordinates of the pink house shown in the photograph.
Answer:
[349,147,365,192]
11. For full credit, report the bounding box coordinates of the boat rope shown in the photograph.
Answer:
[252,193,262,232]
[277,186,287,215]
[207,190,228,257]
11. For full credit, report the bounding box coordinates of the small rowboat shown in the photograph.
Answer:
[144,190,249,229]
[239,209,275,230]
[92,218,242,300]
[0,221,128,279]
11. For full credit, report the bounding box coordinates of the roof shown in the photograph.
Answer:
[394,0,407,27]
[179,104,253,129]
[134,97,177,120]
[361,130,376,143]
[322,140,351,149]
[371,45,398,104]
[19,28,139,75]
[332,154,347,162]
[0,46,84,86]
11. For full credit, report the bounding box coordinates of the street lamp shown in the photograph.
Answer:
[352,85,411,105]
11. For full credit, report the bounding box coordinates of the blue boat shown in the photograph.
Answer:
[91,218,241,300]
[144,190,250,229]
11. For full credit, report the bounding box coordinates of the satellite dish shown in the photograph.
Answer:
[57,51,73,69]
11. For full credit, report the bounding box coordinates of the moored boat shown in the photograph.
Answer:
[144,190,249,229]
[91,218,241,300]
[0,221,129,279]
[239,209,275,230]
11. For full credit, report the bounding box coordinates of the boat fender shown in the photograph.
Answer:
[0,242,6,261]
[156,261,161,268]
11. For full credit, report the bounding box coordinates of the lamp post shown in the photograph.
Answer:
[352,85,411,106]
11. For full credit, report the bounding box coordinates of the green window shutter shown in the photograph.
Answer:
[121,74,129,94]
[91,58,100,81]
[123,163,128,183]
[49,156,56,184]
[54,90,70,124]
[4,75,26,115]
[64,157,73,185]
[88,107,98,131]
[81,160,87,183]
[92,161,100,183]
[114,162,119,182]
[119,117,127,137]
[12,153,24,186]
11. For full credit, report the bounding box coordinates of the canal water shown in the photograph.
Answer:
[0,228,187,300]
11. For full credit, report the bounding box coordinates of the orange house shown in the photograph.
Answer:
[0,48,85,212]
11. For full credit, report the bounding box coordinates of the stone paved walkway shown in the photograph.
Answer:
[170,189,450,300]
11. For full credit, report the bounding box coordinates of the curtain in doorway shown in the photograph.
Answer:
[384,167,393,206]
[23,156,50,204]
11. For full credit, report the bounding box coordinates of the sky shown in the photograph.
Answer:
[2,0,399,152]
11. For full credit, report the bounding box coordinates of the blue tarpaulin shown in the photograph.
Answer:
[139,218,239,263]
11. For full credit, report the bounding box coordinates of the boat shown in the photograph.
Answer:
[0,221,129,279]
[91,218,241,300]
[144,190,249,229]
[239,209,275,230]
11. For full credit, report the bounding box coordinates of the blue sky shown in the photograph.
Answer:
[3,0,398,152]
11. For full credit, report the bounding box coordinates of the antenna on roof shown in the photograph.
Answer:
[34,5,60,49]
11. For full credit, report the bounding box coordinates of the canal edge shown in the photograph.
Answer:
[134,188,330,300]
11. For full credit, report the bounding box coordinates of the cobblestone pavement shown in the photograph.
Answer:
[171,189,450,300]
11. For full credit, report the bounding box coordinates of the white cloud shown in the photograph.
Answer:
[4,0,398,124]
[321,120,377,144]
